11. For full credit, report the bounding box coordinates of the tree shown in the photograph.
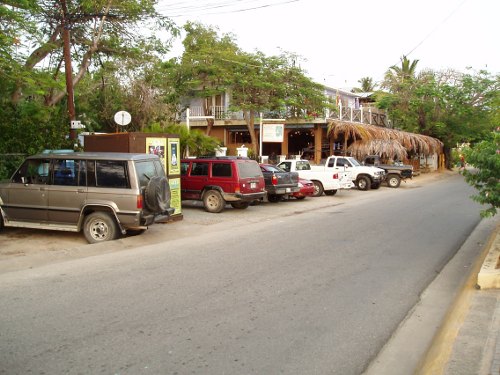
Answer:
[379,62,499,168]
[461,132,500,217]
[353,77,375,92]
[4,0,177,107]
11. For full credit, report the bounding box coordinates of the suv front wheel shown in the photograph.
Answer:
[83,212,119,244]
[203,190,225,213]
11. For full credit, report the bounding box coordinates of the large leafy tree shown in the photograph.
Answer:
[379,55,498,167]
[159,23,328,154]
[4,0,176,106]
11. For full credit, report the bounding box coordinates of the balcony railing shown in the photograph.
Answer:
[183,105,388,126]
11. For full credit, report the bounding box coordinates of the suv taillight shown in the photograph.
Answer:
[137,194,143,209]
[272,174,278,185]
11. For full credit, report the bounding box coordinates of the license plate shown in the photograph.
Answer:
[286,188,291,193]
[250,182,257,189]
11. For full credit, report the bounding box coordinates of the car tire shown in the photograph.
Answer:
[356,176,371,191]
[83,212,119,244]
[230,201,250,209]
[312,181,324,197]
[267,194,281,203]
[387,174,401,188]
[203,190,225,213]
[324,190,337,196]
[145,176,171,213]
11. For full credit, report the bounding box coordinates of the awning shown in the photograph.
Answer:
[327,120,443,159]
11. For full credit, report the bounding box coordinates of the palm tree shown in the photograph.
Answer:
[353,77,375,92]
[387,55,419,82]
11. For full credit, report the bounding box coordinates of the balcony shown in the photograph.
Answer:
[183,105,388,127]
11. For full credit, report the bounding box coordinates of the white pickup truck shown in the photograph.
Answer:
[315,155,386,190]
[277,159,354,196]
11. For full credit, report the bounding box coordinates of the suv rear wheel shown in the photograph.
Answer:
[203,190,225,213]
[83,212,119,244]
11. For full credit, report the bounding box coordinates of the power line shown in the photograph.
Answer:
[403,0,468,59]
[156,0,300,18]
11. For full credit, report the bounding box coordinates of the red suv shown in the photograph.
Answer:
[180,157,266,213]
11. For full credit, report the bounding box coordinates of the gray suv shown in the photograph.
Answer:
[0,152,173,243]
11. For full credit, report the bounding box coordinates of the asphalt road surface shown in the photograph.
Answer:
[0,172,483,374]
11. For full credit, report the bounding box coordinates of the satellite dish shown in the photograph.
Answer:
[114,111,131,126]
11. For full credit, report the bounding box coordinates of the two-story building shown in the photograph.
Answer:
[181,85,443,171]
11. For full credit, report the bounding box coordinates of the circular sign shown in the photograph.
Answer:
[114,111,131,126]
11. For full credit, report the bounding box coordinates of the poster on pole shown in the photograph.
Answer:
[167,138,180,176]
[262,124,284,143]
[146,137,167,172]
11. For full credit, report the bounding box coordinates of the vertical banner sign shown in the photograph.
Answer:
[146,137,167,172]
[168,138,180,175]
[262,124,284,143]
[168,178,182,215]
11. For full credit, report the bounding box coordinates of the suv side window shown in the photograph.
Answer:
[191,162,209,176]
[212,163,232,177]
[53,159,82,186]
[12,159,50,185]
[94,160,129,188]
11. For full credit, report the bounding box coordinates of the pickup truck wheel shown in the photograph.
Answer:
[267,194,281,203]
[83,212,119,244]
[203,189,225,213]
[230,201,249,209]
[312,181,324,197]
[324,190,337,196]
[387,174,401,188]
[356,176,371,191]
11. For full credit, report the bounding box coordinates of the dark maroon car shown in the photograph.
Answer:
[290,177,315,200]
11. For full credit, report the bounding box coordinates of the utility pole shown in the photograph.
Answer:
[60,0,77,140]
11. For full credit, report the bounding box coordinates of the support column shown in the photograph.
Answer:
[281,129,289,158]
[314,124,323,164]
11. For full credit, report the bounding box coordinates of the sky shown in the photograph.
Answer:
[157,0,499,90]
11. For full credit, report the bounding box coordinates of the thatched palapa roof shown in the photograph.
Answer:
[327,120,443,159]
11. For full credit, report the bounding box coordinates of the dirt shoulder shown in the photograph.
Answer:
[0,169,457,274]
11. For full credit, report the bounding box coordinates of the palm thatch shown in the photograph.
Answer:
[327,120,443,157]
[348,139,408,160]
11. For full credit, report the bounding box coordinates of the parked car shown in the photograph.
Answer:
[277,159,354,196]
[180,157,266,213]
[259,163,300,202]
[290,178,315,200]
[319,155,386,190]
[361,155,413,188]
[0,152,174,243]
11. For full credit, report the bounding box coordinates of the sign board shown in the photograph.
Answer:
[262,124,284,143]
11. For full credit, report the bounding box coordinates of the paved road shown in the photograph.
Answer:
[0,172,483,374]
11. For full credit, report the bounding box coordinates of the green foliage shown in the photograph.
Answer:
[0,101,74,179]
[461,132,500,217]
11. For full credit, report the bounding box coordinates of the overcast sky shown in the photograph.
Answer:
[158,0,499,89]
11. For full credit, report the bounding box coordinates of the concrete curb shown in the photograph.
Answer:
[478,229,500,289]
